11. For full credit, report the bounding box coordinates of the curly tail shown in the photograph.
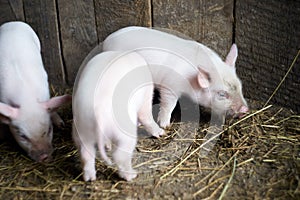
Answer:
[97,125,113,166]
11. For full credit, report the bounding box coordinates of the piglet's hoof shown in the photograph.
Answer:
[119,169,137,181]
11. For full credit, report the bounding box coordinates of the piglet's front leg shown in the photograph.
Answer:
[80,143,97,182]
[157,90,178,128]
[138,87,165,138]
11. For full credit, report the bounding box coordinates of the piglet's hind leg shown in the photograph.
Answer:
[112,133,137,181]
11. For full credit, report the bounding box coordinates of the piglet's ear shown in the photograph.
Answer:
[0,102,19,124]
[41,95,72,113]
[225,44,238,67]
[197,68,210,89]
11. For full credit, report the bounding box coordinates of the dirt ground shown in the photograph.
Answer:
[0,100,299,200]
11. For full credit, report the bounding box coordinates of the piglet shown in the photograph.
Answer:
[0,21,71,162]
[103,27,249,127]
[72,51,164,181]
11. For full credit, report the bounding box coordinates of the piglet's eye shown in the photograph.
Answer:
[20,134,29,141]
[218,91,229,99]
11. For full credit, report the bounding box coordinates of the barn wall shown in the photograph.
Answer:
[152,0,234,57]
[235,0,300,112]
[0,0,299,112]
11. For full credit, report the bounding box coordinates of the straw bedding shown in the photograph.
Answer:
[0,98,299,199]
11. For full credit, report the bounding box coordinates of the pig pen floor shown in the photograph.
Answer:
[0,100,299,200]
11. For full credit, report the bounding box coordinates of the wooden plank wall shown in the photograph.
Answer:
[235,0,300,113]
[152,0,233,57]
[0,0,299,112]
[0,0,232,86]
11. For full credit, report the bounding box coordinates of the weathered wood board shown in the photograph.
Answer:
[94,0,152,42]
[23,0,65,86]
[152,0,234,58]
[0,0,24,23]
[57,0,98,85]
[236,0,300,112]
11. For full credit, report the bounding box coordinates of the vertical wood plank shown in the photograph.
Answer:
[152,0,234,58]
[57,0,98,85]
[0,0,18,24]
[23,0,65,87]
[8,0,25,21]
[95,0,152,42]
[236,0,300,112]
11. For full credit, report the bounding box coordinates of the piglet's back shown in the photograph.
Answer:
[0,21,48,102]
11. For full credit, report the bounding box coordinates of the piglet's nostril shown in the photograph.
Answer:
[239,105,249,113]
[39,153,49,162]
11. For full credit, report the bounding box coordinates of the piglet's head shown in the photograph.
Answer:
[0,95,71,162]
[197,44,249,118]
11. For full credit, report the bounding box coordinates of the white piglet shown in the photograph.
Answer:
[0,21,71,162]
[72,51,164,181]
[103,27,249,127]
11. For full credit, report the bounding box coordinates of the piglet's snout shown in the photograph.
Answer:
[38,153,51,162]
[30,144,53,162]
[237,105,249,118]
[37,151,53,162]
[239,105,249,114]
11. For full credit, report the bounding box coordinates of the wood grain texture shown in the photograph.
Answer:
[57,0,98,85]
[236,0,300,112]
[0,0,17,24]
[8,0,24,21]
[23,0,65,86]
[152,0,234,58]
[95,0,152,42]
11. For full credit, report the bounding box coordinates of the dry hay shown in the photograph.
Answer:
[0,98,299,200]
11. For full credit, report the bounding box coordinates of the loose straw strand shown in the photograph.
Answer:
[264,49,300,107]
